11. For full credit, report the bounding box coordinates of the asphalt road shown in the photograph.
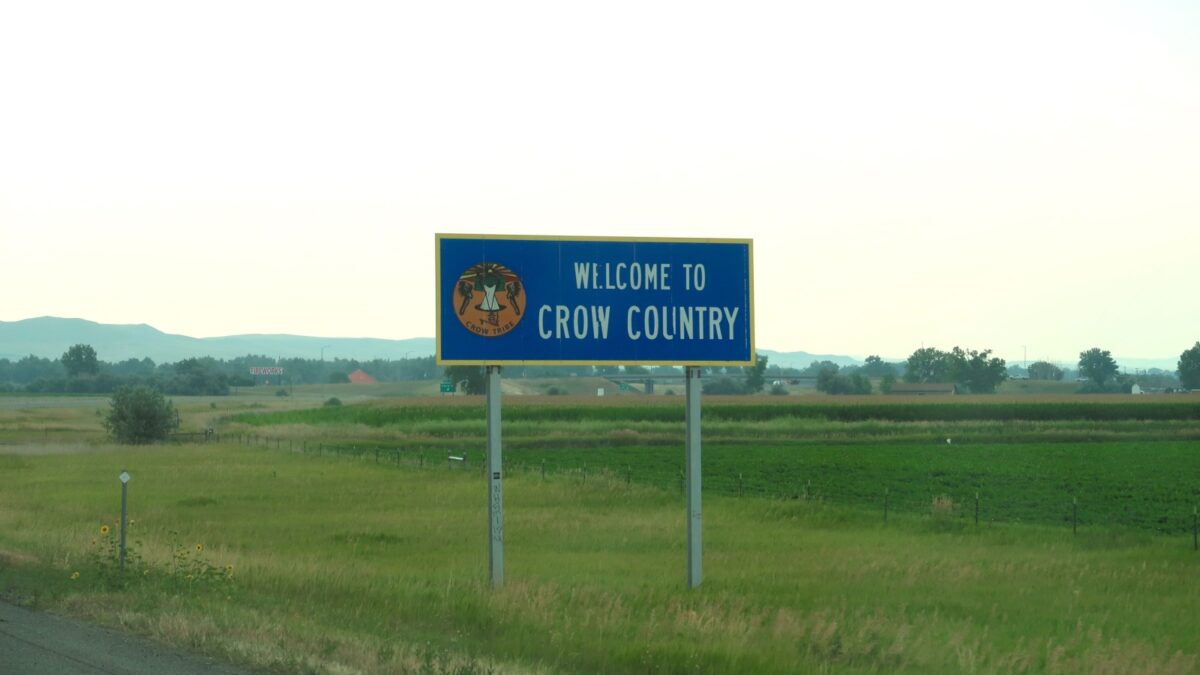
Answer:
[0,601,254,674]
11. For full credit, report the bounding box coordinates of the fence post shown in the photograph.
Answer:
[738,473,744,497]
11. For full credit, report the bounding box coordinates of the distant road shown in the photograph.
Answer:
[0,601,254,674]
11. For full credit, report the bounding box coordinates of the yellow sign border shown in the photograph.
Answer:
[435,233,756,367]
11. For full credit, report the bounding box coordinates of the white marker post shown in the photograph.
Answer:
[486,366,504,587]
[685,367,702,588]
[118,470,131,572]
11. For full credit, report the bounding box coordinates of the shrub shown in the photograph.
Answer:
[881,373,896,393]
[769,383,788,396]
[546,386,565,396]
[324,397,342,407]
[702,377,745,395]
[818,368,873,395]
[104,385,179,444]
[275,389,289,397]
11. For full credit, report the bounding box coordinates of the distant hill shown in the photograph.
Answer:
[14,317,1176,372]
[2,317,871,367]
[756,349,861,370]
[0,317,435,363]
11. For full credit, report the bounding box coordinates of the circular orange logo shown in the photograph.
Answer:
[454,262,524,337]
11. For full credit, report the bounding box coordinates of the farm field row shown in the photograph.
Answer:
[236,394,1200,423]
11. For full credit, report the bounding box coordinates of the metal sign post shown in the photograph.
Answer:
[118,470,131,572]
[486,366,504,587]
[685,367,702,588]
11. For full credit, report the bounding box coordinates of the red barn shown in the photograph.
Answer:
[347,369,378,384]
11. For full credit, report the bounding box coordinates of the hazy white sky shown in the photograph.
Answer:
[2,0,1197,363]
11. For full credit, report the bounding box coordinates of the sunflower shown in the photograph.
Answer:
[195,543,204,553]
[100,525,110,535]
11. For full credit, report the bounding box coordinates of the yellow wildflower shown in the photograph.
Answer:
[70,571,80,580]
[100,525,110,535]
[195,543,203,553]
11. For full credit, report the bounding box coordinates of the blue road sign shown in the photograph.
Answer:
[436,234,754,365]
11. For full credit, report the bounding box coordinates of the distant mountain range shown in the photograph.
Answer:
[755,349,860,370]
[0,317,435,363]
[2,317,1180,371]
[0,317,865,367]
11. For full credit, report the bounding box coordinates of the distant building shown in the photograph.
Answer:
[887,382,958,396]
[348,369,378,384]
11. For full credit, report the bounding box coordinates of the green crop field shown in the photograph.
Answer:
[2,391,1199,674]
[229,395,1200,533]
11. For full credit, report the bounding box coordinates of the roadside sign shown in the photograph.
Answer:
[440,380,456,393]
[436,234,752,591]
[119,471,131,484]
[436,234,754,365]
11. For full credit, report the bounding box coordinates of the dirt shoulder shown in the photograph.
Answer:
[0,600,255,675]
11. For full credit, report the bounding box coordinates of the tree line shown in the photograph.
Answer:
[0,345,439,395]
[807,343,1198,395]
[3,341,1198,396]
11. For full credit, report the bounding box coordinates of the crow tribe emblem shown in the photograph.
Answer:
[454,262,524,337]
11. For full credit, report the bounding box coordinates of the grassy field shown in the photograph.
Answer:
[1,391,1199,673]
